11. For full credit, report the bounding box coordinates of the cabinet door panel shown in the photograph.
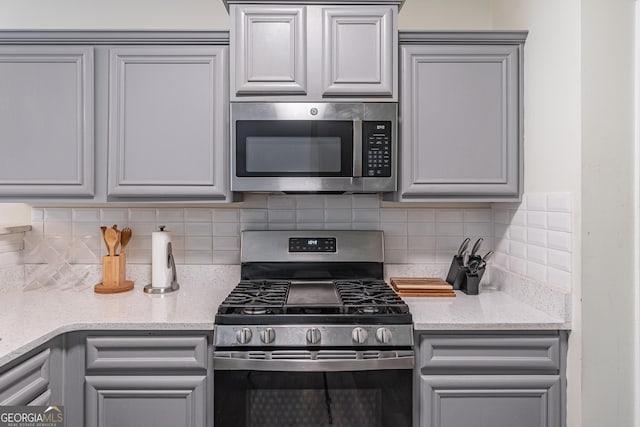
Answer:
[85,375,206,427]
[108,46,228,198]
[420,375,560,427]
[0,349,50,405]
[400,44,520,199]
[233,6,307,95]
[322,7,394,97]
[0,46,94,197]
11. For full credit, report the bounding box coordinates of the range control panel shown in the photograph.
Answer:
[362,121,392,177]
[289,237,337,252]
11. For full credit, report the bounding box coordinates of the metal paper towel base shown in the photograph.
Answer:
[143,282,180,294]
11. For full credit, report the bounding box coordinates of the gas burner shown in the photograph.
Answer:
[243,307,269,315]
[358,306,381,315]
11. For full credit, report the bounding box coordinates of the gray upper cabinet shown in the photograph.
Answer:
[107,46,228,198]
[230,4,397,101]
[393,32,526,202]
[0,46,94,197]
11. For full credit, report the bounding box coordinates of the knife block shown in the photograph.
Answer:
[94,255,134,294]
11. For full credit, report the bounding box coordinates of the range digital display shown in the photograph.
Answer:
[289,237,336,252]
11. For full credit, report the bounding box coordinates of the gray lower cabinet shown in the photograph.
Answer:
[416,332,567,427]
[393,32,527,202]
[0,349,51,405]
[107,46,229,198]
[82,334,211,427]
[0,46,94,197]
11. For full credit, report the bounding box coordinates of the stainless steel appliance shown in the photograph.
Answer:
[214,230,413,427]
[231,103,397,193]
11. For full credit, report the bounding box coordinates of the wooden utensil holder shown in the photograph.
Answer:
[94,254,134,294]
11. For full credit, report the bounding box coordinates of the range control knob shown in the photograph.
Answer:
[306,328,322,345]
[236,327,253,344]
[260,328,276,344]
[376,327,393,344]
[352,327,368,344]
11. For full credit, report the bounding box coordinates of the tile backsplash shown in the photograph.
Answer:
[20,192,573,296]
[27,194,494,266]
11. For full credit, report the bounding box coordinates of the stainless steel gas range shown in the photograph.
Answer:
[213,230,413,427]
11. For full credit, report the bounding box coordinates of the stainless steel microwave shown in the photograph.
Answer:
[231,102,397,193]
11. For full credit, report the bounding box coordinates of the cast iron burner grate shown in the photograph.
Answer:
[335,280,409,315]
[218,280,289,315]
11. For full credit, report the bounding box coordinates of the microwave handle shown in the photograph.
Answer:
[352,119,363,177]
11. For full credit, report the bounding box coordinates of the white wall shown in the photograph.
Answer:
[0,204,30,225]
[398,0,492,30]
[580,0,636,426]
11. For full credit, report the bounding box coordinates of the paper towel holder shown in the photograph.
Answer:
[144,240,180,295]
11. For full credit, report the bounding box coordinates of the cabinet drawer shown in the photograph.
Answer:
[0,349,50,405]
[86,336,208,372]
[419,334,560,372]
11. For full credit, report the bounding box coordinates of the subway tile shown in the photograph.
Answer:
[44,208,72,221]
[185,222,213,236]
[407,208,435,222]
[384,249,407,264]
[268,223,296,230]
[31,208,44,222]
[548,267,571,290]
[297,223,324,230]
[380,208,407,222]
[527,261,547,282]
[492,209,511,225]
[185,251,213,265]
[547,248,571,272]
[185,236,212,251]
[493,252,509,268]
[184,208,213,222]
[30,221,44,234]
[100,208,128,225]
[0,251,22,267]
[241,194,268,207]
[351,194,380,208]
[159,223,184,236]
[408,235,436,250]
[510,241,526,259]
[547,212,572,232]
[527,244,547,265]
[72,222,101,239]
[269,210,296,223]
[380,222,407,236]
[213,236,240,251]
[240,209,268,223]
[267,195,296,210]
[434,222,463,237]
[241,223,268,231]
[295,195,324,209]
[407,250,436,264]
[527,211,547,230]
[407,222,435,236]
[213,209,240,222]
[511,210,526,226]
[385,235,407,250]
[435,236,465,253]
[495,238,509,255]
[129,235,152,251]
[463,222,491,237]
[494,223,509,240]
[547,193,572,213]
[324,195,352,209]
[527,228,547,247]
[170,236,185,251]
[212,250,241,264]
[72,208,100,222]
[352,209,379,223]
[547,231,572,252]
[325,223,352,230]
[509,256,527,275]
[435,252,455,263]
[526,193,548,212]
[213,222,240,237]
[435,209,463,223]
[352,222,379,231]
[324,209,352,223]
[463,209,491,223]
[128,208,156,223]
[127,250,152,264]
[128,222,157,235]
[45,221,71,238]
[296,209,324,223]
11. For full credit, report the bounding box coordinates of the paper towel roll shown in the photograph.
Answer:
[151,228,172,289]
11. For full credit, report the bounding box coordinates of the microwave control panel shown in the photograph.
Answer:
[362,121,392,177]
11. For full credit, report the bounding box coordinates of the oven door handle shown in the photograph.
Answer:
[213,354,413,372]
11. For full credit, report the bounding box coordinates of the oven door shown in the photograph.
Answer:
[214,349,413,427]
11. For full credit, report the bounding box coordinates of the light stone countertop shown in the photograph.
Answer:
[0,265,568,367]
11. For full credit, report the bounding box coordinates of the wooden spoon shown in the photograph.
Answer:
[100,226,109,253]
[120,227,132,255]
[104,228,118,257]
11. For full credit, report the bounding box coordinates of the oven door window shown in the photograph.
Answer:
[215,369,412,427]
[236,120,354,177]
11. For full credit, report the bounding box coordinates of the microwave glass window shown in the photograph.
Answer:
[236,120,353,177]
[246,136,342,173]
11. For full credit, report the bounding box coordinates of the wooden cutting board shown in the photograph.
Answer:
[390,277,455,297]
